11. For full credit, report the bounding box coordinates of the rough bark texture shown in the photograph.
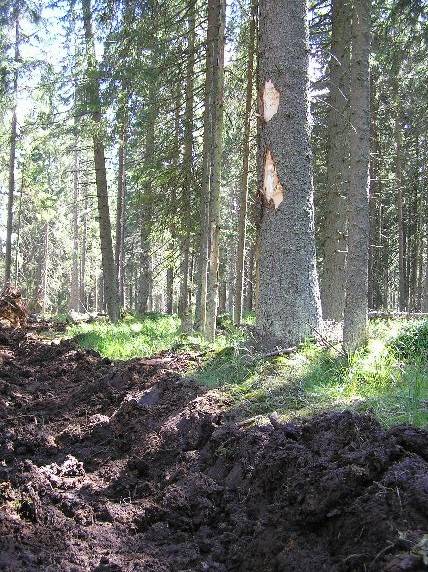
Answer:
[343,0,371,352]
[4,10,19,287]
[204,0,226,342]
[139,209,152,315]
[368,73,385,310]
[82,0,119,322]
[194,0,216,331]
[41,222,49,315]
[255,0,321,348]
[179,1,196,333]
[395,107,407,311]
[423,251,428,312]
[320,0,350,322]
[233,0,257,326]
[138,81,156,315]
[80,185,88,312]
[14,172,23,283]
[69,139,80,312]
[115,118,127,309]
[166,267,174,314]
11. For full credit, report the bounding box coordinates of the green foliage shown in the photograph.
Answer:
[70,315,427,428]
[193,319,427,428]
[389,319,428,361]
[68,313,182,360]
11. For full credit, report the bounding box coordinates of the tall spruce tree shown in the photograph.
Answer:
[256,0,321,348]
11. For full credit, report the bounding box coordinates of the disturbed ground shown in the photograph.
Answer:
[0,326,427,571]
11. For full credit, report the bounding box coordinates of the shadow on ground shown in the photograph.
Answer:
[1,326,427,571]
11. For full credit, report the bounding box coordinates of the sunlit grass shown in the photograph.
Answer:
[193,318,427,428]
[68,313,182,360]
[69,313,427,428]
[67,312,245,360]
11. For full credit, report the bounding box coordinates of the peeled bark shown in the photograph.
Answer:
[234,0,257,326]
[82,0,119,322]
[343,0,371,352]
[320,0,350,322]
[256,0,321,348]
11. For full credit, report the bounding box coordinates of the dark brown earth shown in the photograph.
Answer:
[0,325,427,571]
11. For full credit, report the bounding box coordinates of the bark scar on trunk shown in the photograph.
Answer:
[263,149,284,209]
[262,80,280,122]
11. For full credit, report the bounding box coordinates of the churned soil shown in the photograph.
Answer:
[0,325,427,571]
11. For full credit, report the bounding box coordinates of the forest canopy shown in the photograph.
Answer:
[0,0,427,351]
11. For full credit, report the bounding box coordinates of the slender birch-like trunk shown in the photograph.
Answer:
[234,0,257,326]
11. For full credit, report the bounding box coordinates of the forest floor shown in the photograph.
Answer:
[0,319,428,571]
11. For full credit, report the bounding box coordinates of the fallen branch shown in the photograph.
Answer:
[259,347,297,359]
[309,324,347,358]
[244,346,297,364]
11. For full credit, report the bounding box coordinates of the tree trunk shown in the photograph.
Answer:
[422,245,428,312]
[195,0,217,331]
[139,209,152,314]
[166,267,174,314]
[245,239,256,312]
[138,78,156,315]
[69,139,80,311]
[14,169,24,285]
[115,118,127,309]
[82,0,119,322]
[5,9,19,287]
[343,0,371,352]
[41,222,49,315]
[320,0,350,322]
[204,0,226,342]
[179,0,196,332]
[394,107,406,311]
[233,0,257,326]
[368,73,384,310]
[256,0,321,349]
[80,184,88,312]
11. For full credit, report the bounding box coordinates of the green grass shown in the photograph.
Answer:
[68,313,428,428]
[67,313,182,360]
[66,312,246,360]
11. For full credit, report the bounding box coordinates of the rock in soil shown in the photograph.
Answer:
[0,325,427,571]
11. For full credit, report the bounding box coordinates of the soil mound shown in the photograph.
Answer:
[0,325,427,571]
[0,287,28,328]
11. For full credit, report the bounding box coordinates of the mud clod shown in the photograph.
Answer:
[0,325,427,571]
